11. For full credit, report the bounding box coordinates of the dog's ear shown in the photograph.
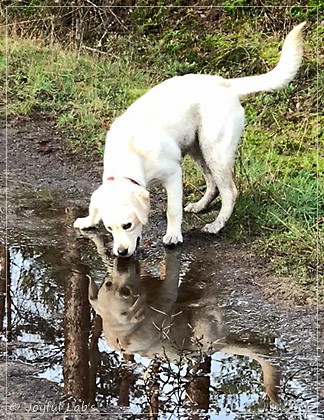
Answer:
[88,275,101,315]
[130,188,150,225]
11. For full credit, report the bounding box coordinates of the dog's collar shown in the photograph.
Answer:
[107,176,141,187]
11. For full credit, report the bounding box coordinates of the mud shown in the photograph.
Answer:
[0,115,323,419]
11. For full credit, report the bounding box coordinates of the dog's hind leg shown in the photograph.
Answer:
[198,106,243,234]
[201,162,238,234]
[184,148,218,213]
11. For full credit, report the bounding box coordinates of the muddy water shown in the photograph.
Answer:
[1,186,321,420]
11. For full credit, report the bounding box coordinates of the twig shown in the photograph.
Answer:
[81,45,107,55]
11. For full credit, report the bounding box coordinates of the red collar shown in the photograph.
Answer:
[107,176,141,187]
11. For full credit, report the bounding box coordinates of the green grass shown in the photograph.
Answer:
[1,38,151,151]
[182,150,322,280]
[1,14,322,291]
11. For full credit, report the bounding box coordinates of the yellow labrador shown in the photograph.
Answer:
[74,23,305,257]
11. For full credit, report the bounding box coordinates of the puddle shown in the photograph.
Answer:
[0,187,322,419]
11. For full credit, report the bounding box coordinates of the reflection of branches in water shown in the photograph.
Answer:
[88,339,309,418]
[136,338,281,417]
[9,246,64,342]
[10,246,64,310]
[281,365,319,403]
[95,349,139,408]
[9,298,63,343]
[139,334,214,418]
[209,355,272,414]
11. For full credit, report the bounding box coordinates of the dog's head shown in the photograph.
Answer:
[94,180,150,257]
[89,258,147,325]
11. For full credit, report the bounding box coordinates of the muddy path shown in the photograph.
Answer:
[0,115,323,419]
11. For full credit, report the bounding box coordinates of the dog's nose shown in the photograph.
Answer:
[117,248,129,257]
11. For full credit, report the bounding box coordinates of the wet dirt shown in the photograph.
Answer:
[0,115,323,419]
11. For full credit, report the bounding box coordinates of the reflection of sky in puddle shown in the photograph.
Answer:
[10,248,64,317]
[37,363,63,384]
[1,222,320,418]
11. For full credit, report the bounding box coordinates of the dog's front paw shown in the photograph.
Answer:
[73,217,96,230]
[163,232,183,246]
[202,219,225,235]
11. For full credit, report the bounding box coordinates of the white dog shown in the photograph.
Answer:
[74,23,305,257]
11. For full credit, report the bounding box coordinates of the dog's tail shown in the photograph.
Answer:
[221,345,281,404]
[228,22,305,98]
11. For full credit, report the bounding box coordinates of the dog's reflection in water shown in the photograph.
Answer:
[89,249,187,356]
[88,239,280,404]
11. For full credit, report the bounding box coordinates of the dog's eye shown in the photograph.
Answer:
[120,286,131,297]
[122,223,132,230]
[107,226,112,232]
